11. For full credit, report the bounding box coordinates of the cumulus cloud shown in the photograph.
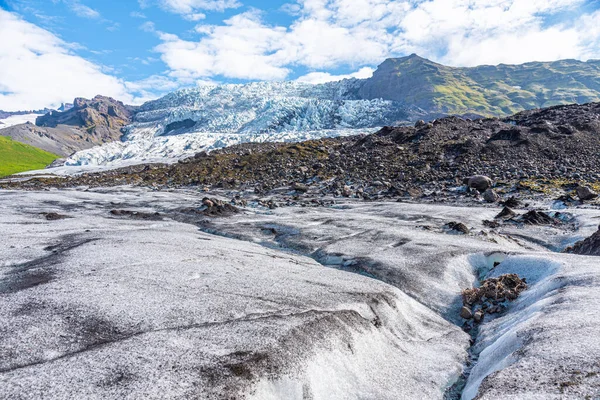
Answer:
[0,9,158,110]
[150,0,600,83]
[155,10,290,81]
[296,67,375,84]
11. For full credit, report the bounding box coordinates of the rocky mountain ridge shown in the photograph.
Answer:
[0,95,137,157]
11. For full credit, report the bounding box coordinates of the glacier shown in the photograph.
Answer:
[2,188,600,398]
[64,80,417,166]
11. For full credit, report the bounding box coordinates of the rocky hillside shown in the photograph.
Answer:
[359,54,600,117]
[8,102,600,202]
[0,96,137,157]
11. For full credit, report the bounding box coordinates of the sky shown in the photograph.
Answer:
[0,0,599,110]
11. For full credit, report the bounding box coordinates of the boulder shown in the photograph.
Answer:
[576,186,598,201]
[202,198,215,208]
[447,222,470,234]
[483,189,499,203]
[473,310,485,323]
[460,306,473,319]
[342,185,353,197]
[464,175,493,193]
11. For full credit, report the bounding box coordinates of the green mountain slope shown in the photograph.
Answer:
[0,136,59,177]
[359,54,600,117]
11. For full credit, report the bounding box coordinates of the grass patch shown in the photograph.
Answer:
[0,136,59,177]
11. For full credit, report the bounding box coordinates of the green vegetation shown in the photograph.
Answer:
[0,136,59,177]
[367,55,600,117]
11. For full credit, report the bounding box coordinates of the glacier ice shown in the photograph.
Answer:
[2,189,600,398]
[0,113,43,129]
[64,80,416,166]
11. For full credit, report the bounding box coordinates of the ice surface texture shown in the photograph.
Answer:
[0,189,465,400]
[2,189,600,399]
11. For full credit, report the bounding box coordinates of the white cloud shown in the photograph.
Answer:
[4,0,600,110]
[69,2,100,19]
[0,9,156,110]
[183,12,206,21]
[154,10,290,81]
[130,11,147,18]
[53,0,101,19]
[150,0,600,83]
[139,21,156,32]
[296,67,375,84]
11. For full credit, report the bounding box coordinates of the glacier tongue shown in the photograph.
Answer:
[65,80,415,166]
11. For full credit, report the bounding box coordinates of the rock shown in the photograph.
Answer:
[460,306,473,319]
[447,222,470,234]
[564,225,600,256]
[202,198,215,208]
[42,212,68,221]
[473,310,485,323]
[292,182,309,193]
[483,189,499,203]
[110,210,162,220]
[576,185,598,201]
[495,207,517,219]
[502,197,521,208]
[464,175,493,193]
[461,274,527,319]
[520,210,559,225]
[414,120,426,128]
[342,185,353,197]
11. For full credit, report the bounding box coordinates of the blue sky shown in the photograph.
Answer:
[0,0,599,110]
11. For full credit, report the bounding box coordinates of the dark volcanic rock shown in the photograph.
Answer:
[495,207,517,220]
[446,222,470,234]
[576,186,598,201]
[502,197,521,208]
[564,226,600,256]
[42,212,69,221]
[483,188,499,203]
[109,210,162,220]
[520,210,559,225]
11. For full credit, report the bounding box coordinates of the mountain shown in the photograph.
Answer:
[0,136,58,177]
[360,54,600,116]
[0,95,138,157]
